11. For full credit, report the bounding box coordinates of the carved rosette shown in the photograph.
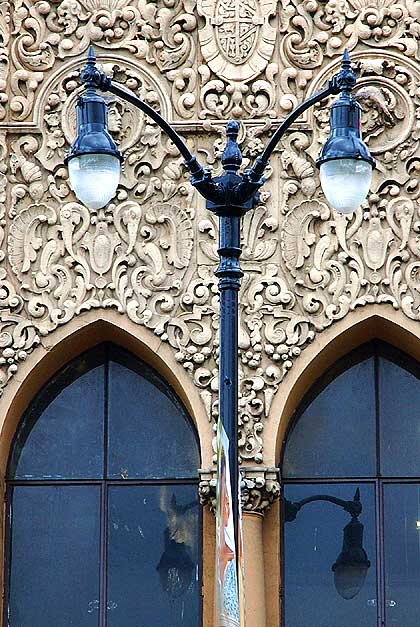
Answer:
[199,467,280,514]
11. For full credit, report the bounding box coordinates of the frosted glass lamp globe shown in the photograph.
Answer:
[320,159,372,215]
[68,153,121,210]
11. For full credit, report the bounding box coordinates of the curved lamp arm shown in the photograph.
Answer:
[242,51,356,185]
[79,47,194,162]
[78,47,213,193]
[77,47,360,209]
[283,488,362,523]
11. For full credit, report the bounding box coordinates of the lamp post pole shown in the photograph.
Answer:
[65,47,374,600]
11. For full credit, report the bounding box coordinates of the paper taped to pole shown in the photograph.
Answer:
[215,420,245,627]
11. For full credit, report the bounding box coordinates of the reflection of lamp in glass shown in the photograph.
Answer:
[332,516,371,600]
[284,488,370,599]
[156,530,195,599]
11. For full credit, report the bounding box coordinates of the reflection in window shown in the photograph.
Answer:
[6,344,201,626]
[282,342,420,627]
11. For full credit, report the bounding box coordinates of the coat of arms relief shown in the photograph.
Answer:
[0,0,419,469]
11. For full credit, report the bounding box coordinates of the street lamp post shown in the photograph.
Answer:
[65,47,374,590]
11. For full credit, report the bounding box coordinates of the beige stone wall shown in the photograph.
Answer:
[0,0,419,624]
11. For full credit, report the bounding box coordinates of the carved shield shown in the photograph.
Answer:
[197,0,276,82]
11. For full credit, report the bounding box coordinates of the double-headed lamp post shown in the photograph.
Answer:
[65,47,374,589]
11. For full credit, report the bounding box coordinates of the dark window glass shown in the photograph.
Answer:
[383,484,420,627]
[6,344,201,626]
[108,353,199,479]
[8,486,101,626]
[107,485,200,626]
[379,357,420,476]
[9,353,105,480]
[282,342,420,627]
[284,483,376,627]
[283,357,376,478]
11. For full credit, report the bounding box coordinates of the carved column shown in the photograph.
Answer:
[199,466,280,627]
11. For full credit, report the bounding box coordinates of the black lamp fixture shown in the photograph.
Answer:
[317,50,375,214]
[156,532,195,600]
[64,48,122,210]
[65,48,374,592]
[284,488,370,600]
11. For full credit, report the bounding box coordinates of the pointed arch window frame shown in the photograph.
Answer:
[280,340,420,627]
[4,342,203,627]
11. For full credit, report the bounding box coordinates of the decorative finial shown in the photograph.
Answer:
[329,48,356,95]
[342,48,350,69]
[222,121,242,173]
[79,45,111,91]
[87,45,96,65]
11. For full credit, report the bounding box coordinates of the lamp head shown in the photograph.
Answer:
[332,516,370,600]
[65,47,123,210]
[317,50,375,215]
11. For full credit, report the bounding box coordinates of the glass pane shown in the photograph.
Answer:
[8,485,101,626]
[9,351,105,479]
[107,485,200,626]
[283,483,377,627]
[108,353,199,479]
[379,357,420,476]
[283,358,376,478]
[384,484,420,626]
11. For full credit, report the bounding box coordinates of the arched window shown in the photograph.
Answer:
[281,341,420,627]
[5,343,201,626]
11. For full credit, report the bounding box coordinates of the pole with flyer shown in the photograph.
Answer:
[65,48,375,626]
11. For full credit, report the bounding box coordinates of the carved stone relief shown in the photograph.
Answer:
[199,466,280,514]
[197,0,278,118]
[0,0,419,478]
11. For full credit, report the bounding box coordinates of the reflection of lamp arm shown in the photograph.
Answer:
[283,488,370,600]
[283,488,362,522]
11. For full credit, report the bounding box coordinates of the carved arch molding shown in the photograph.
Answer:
[0,0,419,467]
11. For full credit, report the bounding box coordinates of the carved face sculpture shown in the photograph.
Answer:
[356,86,396,141]
[107,99,124,136]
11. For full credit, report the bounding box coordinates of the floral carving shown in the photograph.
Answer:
[9,0,198,122]
[199,467,280,514]
[7,200,194,336]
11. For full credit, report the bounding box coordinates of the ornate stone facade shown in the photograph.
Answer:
[0,0,419,473]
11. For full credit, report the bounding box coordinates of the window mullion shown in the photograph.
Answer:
[98,481,107,627]
[376,480,386,627]
[100,348,109,627]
